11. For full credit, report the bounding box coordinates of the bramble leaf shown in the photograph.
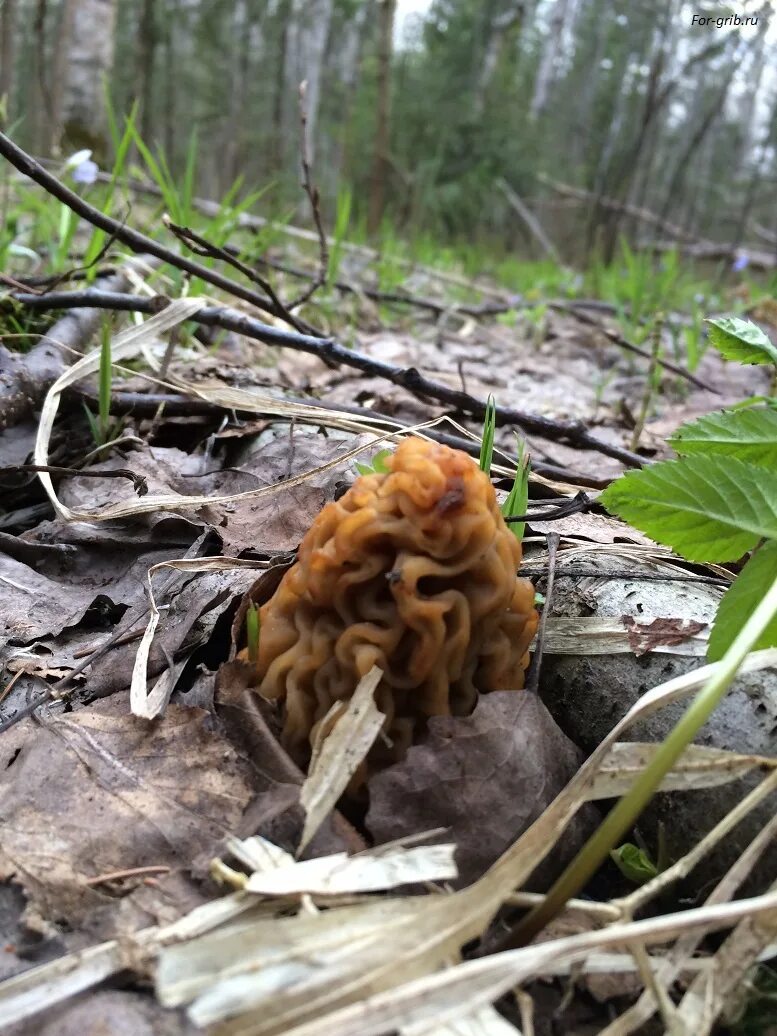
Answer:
[600,455,777,562]
[708,541,777,661]
[706,317,777,366]
[669,407,777,467]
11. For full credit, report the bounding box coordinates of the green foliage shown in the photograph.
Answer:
[708,542,777,660]
[501,437,530,542]
[602,313,777,661]
[706,316,777,366]
[245,603,261,664]
[669,407,777,466]
[610,843,658,885]
[479,395,496,474]
[329,187,352,284]
[600,455,777,563]
[355,448,392,476]
[83,322,117,447]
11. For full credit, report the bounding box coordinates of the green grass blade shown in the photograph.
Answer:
[479,395,496,474]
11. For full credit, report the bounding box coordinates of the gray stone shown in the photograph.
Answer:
[536,551,777,894]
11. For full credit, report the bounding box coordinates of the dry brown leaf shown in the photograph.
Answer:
[0,697,254,928]
[622,616,707,656]
[587,742,776,800]
[366,691,597,887]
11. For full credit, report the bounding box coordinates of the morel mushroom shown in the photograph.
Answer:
[247,436,538,775]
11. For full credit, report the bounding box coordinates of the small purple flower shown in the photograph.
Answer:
[732,253,749,273]
[71,158,99,184]
[63,149,99,185]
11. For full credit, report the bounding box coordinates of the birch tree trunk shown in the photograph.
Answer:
[286,0,334,164]
[368,0,397,234]
[61,0,118,157]
[529,0,573,120]
[0,0,18,119]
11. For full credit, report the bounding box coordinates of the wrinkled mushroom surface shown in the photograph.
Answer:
[249,436,537,773]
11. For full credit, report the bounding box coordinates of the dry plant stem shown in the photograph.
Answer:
[499,570,777,950]
[7,290,645,467]
[0,131,294,326]
[629,316,663,452]
[289,80,329,309]
[163,217,312,335]
[525,532,559,694]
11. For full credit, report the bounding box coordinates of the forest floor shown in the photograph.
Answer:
[1,159,777,1036]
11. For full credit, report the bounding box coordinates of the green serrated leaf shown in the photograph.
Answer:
[706,317,777,366]
[610,843,658,885]
[669,407,777,467]
[600,455,777,562]
[708,541,777,661]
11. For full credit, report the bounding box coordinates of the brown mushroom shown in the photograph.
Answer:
[245,436,538,777]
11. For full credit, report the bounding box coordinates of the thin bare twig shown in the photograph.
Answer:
[289,80,329,309]
[0,130,306,327]
[163,216,310,334]
[1,463,148,496]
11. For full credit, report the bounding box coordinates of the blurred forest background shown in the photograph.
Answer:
[0,0,775,270]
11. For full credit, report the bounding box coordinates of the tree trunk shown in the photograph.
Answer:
[135,0,157,143]
[530,0,573,121]
[368,0,396,235]
[0,0,18,120]
[61,0,118,159]
[330,0,371,190]
[474,4,524,117]
[286,0,334,164]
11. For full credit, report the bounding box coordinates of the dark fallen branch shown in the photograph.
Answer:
[503,491,592,524]
[9,289,646,467]
[70,387,613,490]
[520,566,730,587]
[0,258,154,431]
[1,464,148,496]
[0,130,319,334]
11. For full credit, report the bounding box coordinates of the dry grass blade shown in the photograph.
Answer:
[34,298,206,520]
[0,942,124,1029]
[275,893,777,1036]
[676,880,777,1033]
[299,666,385,852]
[245,845,458,896]
[586,742,776,799]
[401,1005,522,1035]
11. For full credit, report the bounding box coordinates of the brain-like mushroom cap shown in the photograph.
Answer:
[251,437,538,774]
